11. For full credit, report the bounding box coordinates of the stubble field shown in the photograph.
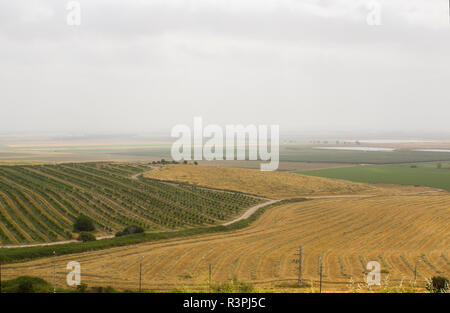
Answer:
[2,191,448,292]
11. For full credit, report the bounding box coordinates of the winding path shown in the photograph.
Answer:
[221,199,280,226]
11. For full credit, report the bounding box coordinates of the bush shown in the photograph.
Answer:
[91,286,117,293]
[77,232,96,242]
[76,283,89,293]
[115,225,144,237]
[1,276,52,293]
[73,215,95,232]
[211,278,256,293]
[426,276,449,293]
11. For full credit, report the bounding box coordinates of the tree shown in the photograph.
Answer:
[77,232,96,242]
[73,215,95,232]
[115,225,144,237]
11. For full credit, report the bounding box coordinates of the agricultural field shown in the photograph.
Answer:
[145,165,379,199]
[298,163,450,192]
[2,193,448,292]
[3,140,450,166]
[145,164,434,199]
[280,144,450,164]
[0,163,263,245]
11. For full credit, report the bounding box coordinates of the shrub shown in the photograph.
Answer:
[77,232,96,242]
[426,276,449,293]
[115,225,144,237]
[18,280,34,293]
[73,215,95,232]
[211,278,256,293]
[90,286,117,293]
[2,276,52,293]
[76,283,89,293]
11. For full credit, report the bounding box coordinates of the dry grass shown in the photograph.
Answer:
[195,160,358,172]
[3,193,449,292]
[145,165,380,199]
[145,165,434,199]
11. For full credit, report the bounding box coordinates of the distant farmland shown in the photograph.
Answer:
[0,163,262,245]
[280,145,450,164]
[3,142,450,165]
[298,163,450,192]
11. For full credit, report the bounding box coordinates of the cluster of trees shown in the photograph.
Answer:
[150,159,198,165]
[151,159,178,165]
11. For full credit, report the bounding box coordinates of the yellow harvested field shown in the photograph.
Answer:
[145,165,379,199]
[145,165,432,199]
[3,194,449,292]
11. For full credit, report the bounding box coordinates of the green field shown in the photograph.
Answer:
[281,145,450,164]
[298,163,450,191]
[0,163,262,245]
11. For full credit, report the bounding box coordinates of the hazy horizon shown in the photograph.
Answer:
[1,0,450,134]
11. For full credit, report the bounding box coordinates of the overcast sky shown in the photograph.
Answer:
[1,0,449,135]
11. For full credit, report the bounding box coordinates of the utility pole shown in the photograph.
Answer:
[414,259,421,283]
[53,251,56,293]
[319,256,323,293]
[298,245,303,287]
[139,256,144,292]
[209,264,212,291]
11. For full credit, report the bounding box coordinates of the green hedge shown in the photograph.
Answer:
[0,198,307,264]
